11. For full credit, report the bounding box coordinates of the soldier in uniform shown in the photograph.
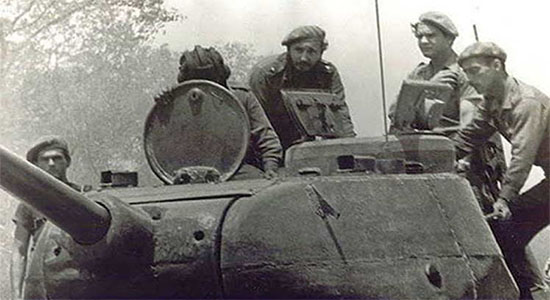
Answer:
[155,45,283,179]
[11,136,85,300]
[389,11,485,129]
[454,42,549,299]
[249,25,356,151]
[391,11,506,217]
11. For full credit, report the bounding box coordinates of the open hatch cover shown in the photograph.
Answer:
[144,80,249,184]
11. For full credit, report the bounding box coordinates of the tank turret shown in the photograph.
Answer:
[1,81,520,299]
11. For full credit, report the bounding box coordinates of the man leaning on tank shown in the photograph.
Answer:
[454,42,549,299]
[249,25,356,151]
[11,136,86,300]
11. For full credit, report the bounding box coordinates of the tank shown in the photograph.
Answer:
[0,80,519,299]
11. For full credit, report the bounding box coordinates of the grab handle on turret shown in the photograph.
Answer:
[0,145,111,244]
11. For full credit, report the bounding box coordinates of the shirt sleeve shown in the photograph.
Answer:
[500,99,548,202]
[453,101,497,159]
[243,92,283,168]
[249,66,270,108]
[330,69,356,137]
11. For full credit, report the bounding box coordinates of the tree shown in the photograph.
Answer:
[215,41,264,84]
[0,0,181,180]
[0,2,180,296]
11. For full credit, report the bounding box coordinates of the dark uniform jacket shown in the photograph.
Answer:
[229,83,282,170]
[249,53,356,150]
[454,76,550,204]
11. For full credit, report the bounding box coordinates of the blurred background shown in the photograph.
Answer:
[1,0,548,297]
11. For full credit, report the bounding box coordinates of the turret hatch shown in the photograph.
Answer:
[144,80,250,184]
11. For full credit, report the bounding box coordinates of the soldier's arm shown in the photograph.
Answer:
[243,92,283,170]
[452,102,497,159]
[499,99,548,203]
[330,69,356,137]
[248,67,270,109]
[11,225,30,300]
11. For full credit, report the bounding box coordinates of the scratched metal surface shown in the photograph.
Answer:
[284,134,456,176]
[220,174,517,299]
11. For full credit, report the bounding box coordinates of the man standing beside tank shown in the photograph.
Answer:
[155,45,282,179]
[454,42,549,299]
[11,136,84,300]
[249,25,356,151]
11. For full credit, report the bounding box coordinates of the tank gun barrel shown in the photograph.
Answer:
[0,145,110,244]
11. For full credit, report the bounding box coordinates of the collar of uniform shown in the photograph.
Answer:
[501,76,519,110]
[427,51,458,72]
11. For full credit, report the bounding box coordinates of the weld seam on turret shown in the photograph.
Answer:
[425,177,479,298]
[214,196,241,298]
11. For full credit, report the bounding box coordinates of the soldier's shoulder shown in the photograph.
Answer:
[413,61,428,70]
[252,53,286,76]
[228,82,254,102]
[317,59,339,74]
[228,81,250,92]
[406,62,429,78]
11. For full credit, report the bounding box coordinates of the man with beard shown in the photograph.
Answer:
[249,25,356,151]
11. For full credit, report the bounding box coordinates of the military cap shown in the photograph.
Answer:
[281,25,328,48]
[26,135,70,164]
[177,45,231,84]
[458,42,507,64]
[417,11,458,37]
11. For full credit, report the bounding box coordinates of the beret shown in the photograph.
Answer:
[282,25,327,47]
[178,45,230,83]
[26,136,70,163]
[418,11,458,37]
[458,42,507,64]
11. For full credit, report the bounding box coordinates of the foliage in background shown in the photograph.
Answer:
[0,1,263,297]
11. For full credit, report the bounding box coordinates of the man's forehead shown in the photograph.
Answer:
[290,39,323,50]
[414,23,439,35]
[460,56,486,68]
[37,148,66,158]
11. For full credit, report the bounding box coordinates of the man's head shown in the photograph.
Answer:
[26,136,71,181]
[177,45,231,86]
[282,25,328,72]
[458,42,508,97]
[411,12,457,59]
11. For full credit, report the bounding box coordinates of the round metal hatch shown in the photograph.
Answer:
[144,80,250,184]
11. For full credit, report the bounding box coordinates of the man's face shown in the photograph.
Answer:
[35,149,69,180]
[460,56,502,96]
[288,39,323,72]
[414,23,453,59]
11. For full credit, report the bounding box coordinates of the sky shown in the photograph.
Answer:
[155,0,550,187]
[155,0,550,137]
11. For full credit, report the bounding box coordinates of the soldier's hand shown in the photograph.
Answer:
[263,169,278,180]
[492,198,512,221]
[455,155,472,174]
[263,161,279,180]
[431,69,459,88]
